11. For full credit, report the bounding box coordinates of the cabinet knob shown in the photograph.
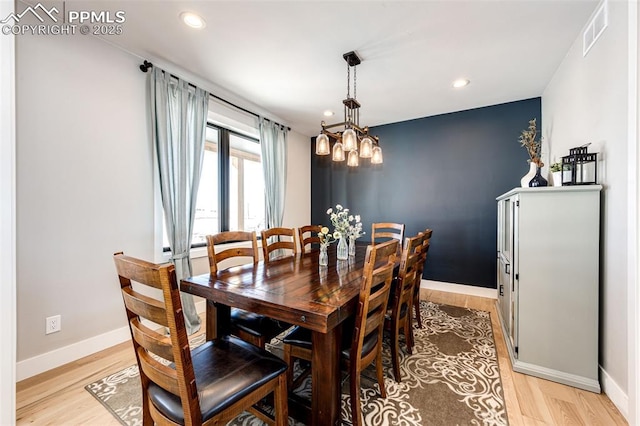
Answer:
[505,263,510,275]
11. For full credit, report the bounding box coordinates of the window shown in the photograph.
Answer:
[162,123,265,251]
[229,133,265,232]
[192,127,220,245]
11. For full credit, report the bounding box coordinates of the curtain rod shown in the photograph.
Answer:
[139,60,290,131]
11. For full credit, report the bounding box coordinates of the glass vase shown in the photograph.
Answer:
[348,236,356,257]
[337,236,348,260]
[319,244,329,266]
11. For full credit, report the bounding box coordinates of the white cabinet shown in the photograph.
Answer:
[496,186,601,393]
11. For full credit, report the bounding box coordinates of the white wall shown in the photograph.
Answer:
[630,2,639,423]
[1,0,17,422]
[15,33,310,379]
[283,130,311,228]
[16,32,153,373]
[541,0,633,418]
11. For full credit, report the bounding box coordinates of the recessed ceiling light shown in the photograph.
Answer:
[323,110,335,117]
[452,78,470,88]
[180,12,206,29]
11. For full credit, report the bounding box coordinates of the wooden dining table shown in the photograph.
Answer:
[180,244,369,426]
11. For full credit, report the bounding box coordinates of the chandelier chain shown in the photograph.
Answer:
[346,62,351,99]
[354,64,357,100]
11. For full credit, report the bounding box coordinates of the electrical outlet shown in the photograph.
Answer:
[45,315,61,334]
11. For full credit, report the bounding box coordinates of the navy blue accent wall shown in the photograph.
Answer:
[311,98,541,288]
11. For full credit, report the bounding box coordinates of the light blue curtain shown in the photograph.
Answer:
[260,118,288,229]
[149,68,208,334]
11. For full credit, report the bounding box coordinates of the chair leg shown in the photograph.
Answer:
[283,343,294,389]
[274,373,288,426]
[350,368,363,426]
[141,392,153,426]
[391,323,401,383]
[413,294,423,329]
[376,348,387,398]
[404,318,413,355]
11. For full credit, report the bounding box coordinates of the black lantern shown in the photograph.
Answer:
[561,146,598,185]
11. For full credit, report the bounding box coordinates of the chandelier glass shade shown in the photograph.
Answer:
[315,133,330,155]
[359,137,373,158]
[315,51,382,167]
[347,150,359,167]
[371,145,383,164]
[332,141,345,161]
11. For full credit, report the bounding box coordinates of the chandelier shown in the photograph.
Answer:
[315,51,383,167]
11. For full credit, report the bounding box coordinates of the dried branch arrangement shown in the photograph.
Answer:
[519,118,543,167]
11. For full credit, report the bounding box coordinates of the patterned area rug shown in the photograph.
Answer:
[86,301,508,425]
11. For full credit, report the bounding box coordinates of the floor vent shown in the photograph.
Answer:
[583,0,608,57]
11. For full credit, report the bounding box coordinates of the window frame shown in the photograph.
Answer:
[155,121,264,260]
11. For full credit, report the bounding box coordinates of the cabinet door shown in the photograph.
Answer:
[497,196,518,353]
[511,195,519,355]
[497,197,515,348]
[497,254,511,334]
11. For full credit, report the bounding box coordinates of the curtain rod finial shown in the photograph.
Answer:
[139,60,153,73]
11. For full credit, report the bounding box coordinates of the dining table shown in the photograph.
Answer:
[180,244,370,426]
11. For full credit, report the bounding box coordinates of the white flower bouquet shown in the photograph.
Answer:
[326,204,365,241]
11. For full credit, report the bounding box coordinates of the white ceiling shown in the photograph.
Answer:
[94,0,598,136]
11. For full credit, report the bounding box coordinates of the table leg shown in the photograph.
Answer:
[311,326,342,426]
[205,300,230,342]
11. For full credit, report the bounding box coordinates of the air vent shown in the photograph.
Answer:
[583,0,608,57]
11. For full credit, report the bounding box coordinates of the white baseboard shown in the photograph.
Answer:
[13,284,492,382]
[600,365,629,421]
[17,300,209,382]
[16,326,131,382]
[421,279,497,299]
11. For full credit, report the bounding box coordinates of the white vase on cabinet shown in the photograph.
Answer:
[520,161,537,187]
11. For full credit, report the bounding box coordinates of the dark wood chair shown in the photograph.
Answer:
[413,229,433,329]
[261,227,298,263]
[113,252,288,426]
[297,224,322,252]
[371,222,405,255]
[385,233,424,382]
[207,231,289,348]
[282,239,398,426]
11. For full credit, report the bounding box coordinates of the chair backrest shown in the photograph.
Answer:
[206,231,259,274]
[371,222,405,254]
[415,229,433,279]
[352,239,398,362]
[298,225,322,252]
[261,227,298,262]
[113,253,203,424]
[393,234,424,317]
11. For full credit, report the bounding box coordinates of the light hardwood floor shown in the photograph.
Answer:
[16,289,628,425]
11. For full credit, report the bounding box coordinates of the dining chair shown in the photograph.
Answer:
[206,231,259,274]
[207,231,289,348]
[413,229,433,329]
[282,239,398,426]
[113,252,288,426]
[371,222,405,255]
[385,233,424,382]
[297,224,322,252]
[261,227,298,263]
